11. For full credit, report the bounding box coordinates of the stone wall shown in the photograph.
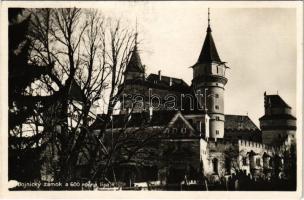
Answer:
[201,139,285,181]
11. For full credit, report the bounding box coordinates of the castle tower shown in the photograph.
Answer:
[259,92,296,145]
[191,9,229,139]
[120,32,146,114]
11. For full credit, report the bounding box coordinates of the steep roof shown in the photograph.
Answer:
[265,95,291,108]
[225,115,259,131]
[197,25,222,64]
[224,115,262,142]
[125,45,145,73]
[146,73,190,93]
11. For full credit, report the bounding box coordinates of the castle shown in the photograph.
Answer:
[90,11,297,187]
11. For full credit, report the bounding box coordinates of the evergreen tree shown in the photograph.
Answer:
[8,8,58,181]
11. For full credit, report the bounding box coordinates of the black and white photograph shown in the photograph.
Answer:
[1,1,303,198]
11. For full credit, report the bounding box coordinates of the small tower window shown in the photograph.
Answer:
[215,94,219,98]
[215,105,219,110]
[215,116,220,121]
[216,130,219,135]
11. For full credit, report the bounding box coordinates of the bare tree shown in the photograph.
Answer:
[27,8,139,183]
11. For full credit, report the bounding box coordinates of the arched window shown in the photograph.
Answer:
[212,158,218,174]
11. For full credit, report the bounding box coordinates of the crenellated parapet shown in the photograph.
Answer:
[238,139,276,152]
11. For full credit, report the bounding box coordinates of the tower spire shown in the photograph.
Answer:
[207,8,212,32]
[135,17,138,46]
[125,19,144,74]
[208,8,210,27]
[195,8,221,63]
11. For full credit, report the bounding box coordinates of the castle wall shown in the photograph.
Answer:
[200,139,285,181]
[203,140,239,179]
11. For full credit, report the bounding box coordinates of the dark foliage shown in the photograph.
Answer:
[8,8,56,181]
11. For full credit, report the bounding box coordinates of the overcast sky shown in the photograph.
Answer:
[97,2,297,126]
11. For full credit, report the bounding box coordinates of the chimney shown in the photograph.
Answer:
[158,70,161,81]
[264,91,267,109]
[149,106,153,120]
[169,77,172,86]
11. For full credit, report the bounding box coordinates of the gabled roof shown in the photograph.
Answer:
[125,45,145,73]
[167,112,195,132]
[197,25,222,64]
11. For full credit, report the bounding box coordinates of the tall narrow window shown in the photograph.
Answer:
[215,105,219,110]
[212,158,218,174]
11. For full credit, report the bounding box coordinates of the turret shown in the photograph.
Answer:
[124,33,145,81]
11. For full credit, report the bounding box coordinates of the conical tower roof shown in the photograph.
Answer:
[197,9,222,64]
[126,39,145,73]
[197,26,221,63]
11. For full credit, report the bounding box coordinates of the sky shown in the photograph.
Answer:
[96,2,297,126]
